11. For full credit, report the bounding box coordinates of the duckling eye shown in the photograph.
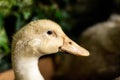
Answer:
[47,30,53,35]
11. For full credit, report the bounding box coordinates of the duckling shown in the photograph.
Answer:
[11,19,89,80]
[78,14,120,80]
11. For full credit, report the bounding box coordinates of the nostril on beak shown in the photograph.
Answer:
[69,42,72,45]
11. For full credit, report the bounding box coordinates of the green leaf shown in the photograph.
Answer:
[0,28,10,54]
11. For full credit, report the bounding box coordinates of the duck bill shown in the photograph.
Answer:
[59,36,89,56]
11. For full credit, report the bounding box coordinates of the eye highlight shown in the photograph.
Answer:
[47,30,53,35]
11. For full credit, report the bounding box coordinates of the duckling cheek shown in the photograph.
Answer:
[39,37,63,54]
[27,39,42,55]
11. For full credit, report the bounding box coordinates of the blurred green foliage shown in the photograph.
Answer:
[0,13,9,54]
[0,28,9,54]
[0,0,72,54]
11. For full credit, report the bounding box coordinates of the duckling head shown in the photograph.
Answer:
[12,19,89,57]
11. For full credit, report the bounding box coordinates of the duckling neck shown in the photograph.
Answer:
[13,56,44,80]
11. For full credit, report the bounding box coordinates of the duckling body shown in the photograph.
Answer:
[12,19,89,80]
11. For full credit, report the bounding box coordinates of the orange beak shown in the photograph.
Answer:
[59,36,89,56]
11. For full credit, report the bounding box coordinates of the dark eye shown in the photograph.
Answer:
[47,30,53,35]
